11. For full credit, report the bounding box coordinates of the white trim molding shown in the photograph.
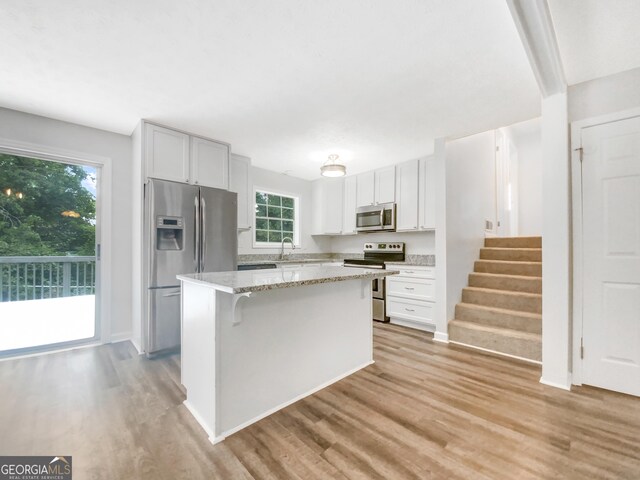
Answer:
[109,332,133,344]
[540,375,572,391]
[506,0,566,97]
[433,331,449,344]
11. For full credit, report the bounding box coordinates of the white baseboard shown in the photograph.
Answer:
[210,360,375,444]
[449,340,541,365]
[183,400,216,439]
[539,375,572,391]
[433,331,449,343]
[109,332,132,344]
[130,338,143,355]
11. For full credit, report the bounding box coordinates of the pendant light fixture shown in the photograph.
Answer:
[320,154,346,177]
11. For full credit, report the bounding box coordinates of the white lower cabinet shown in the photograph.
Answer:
[386,264,436,331]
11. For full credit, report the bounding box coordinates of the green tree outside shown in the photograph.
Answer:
[0,154,96,256]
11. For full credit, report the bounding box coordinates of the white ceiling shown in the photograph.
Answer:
[548,0,640,86]
[0,0,540,179]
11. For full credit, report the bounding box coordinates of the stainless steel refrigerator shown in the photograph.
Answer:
[144,179,237,356]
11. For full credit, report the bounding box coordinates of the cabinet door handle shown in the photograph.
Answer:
[405,270,415,274]
[404,287,414,290]
[405,308,415,312]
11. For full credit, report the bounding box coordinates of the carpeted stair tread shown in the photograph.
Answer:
[484,236,542,248]
[462,286,542,314]
[474,259,542,277]
[479,247,542,262]
[455,302,541,334]
[468,272,542,294]
[449,319,542,361]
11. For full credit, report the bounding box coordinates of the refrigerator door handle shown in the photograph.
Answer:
[194,194,200,271]
[162,291,181,298]
[200,195,207,272]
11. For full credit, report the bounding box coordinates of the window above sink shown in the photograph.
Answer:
[253,188,300,248]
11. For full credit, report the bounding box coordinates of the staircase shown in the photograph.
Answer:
[448,236,542,362]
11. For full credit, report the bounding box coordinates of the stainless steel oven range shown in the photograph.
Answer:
[343,242,405,322]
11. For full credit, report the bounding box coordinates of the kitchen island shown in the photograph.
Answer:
[177,266,397,444]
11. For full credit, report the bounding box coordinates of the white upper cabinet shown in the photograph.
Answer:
[145,123,190,183]
[229,154,251,230]
[312,178,344,235]
[342,175,357,235]
[144,122,230,189]
[190,136,229,189]
[395,159,419,231]
[356,171,375,207]
[357,166,396,207]
[419,156,436,230]
[374,166,396,205]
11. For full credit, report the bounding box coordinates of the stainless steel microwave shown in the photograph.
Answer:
[356,203,396,232]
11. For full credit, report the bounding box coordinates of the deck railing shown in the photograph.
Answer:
[0,256,96,302]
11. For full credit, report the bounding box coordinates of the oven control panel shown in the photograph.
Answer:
[363,242,404,252]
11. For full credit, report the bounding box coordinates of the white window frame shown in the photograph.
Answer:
[252,187,301,248]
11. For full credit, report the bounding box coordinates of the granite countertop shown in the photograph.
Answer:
[384,254,435,267]
[178,266,397,294]
[237,258,341,266]
[384,260,434,267]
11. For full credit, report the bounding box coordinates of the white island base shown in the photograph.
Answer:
[179,274,376,444]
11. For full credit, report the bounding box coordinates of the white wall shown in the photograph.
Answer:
[238,166,330,255]
[445,130,497,322]
[569,67,640,122]
[505,118,542,236]
[433,137,448,342]
[329,231,434,254]
[0,107,132,342]
[540,92,571,390]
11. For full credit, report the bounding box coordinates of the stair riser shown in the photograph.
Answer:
[455,304,541,334]
[462,288,541,314]
[479,248,541,262]
[468,273,542,294]
[449,323,541,361]
[484,237,542,248]
[474,261,541,277]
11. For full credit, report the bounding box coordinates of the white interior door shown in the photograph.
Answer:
[582,116,640,397]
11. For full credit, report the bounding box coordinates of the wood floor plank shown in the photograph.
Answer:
[1,323,639,479]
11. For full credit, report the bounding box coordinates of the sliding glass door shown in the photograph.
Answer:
[0,152,100,356]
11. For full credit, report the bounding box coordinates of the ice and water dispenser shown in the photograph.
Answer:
[156,216,184,250]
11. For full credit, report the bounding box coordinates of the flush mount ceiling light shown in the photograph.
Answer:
[320,154,346,177]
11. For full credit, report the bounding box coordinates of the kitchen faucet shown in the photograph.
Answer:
[280,237,295,260]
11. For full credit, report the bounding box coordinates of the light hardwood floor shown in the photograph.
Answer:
[1,323,639,479]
